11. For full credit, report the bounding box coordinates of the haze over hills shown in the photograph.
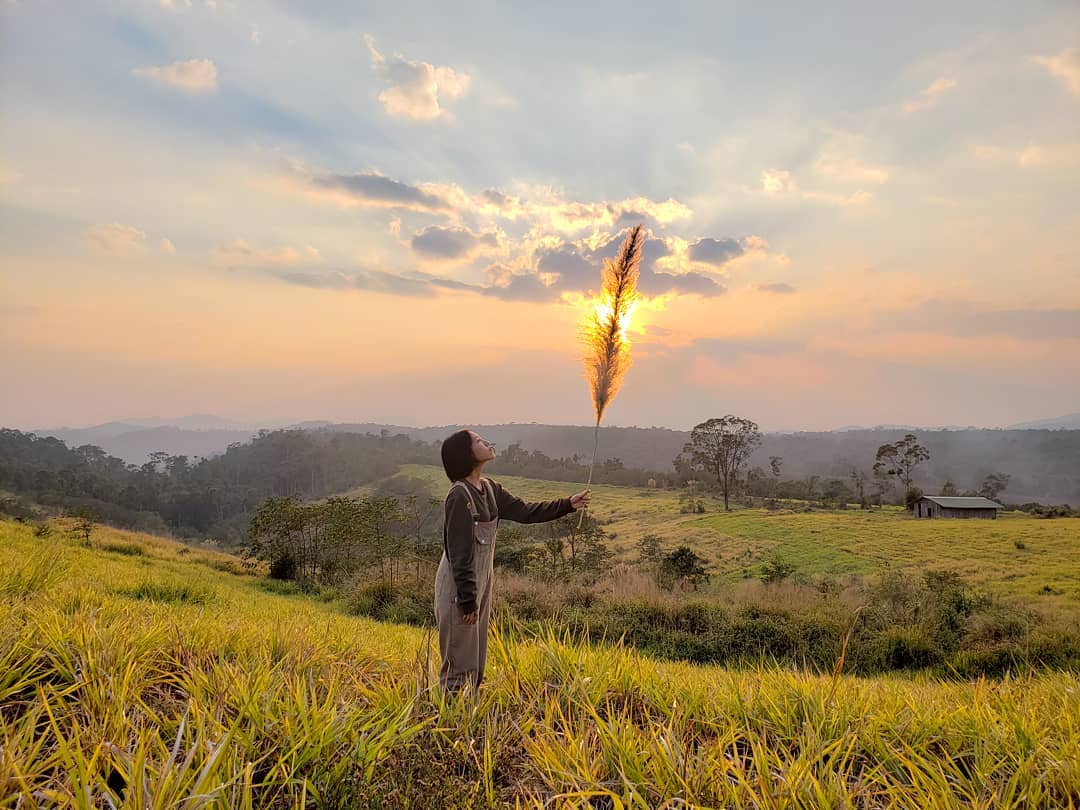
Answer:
[23,414,1080,505]
[1007,413,1080,430]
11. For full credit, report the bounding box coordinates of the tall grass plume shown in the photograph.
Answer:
[579,224,643,527]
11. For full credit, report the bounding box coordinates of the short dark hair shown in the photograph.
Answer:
[441,429,476,481]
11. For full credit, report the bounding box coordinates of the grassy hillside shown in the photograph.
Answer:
[363,465,1080,606]
[2,518,1078,807]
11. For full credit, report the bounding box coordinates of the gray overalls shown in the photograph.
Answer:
[434,478,497,692]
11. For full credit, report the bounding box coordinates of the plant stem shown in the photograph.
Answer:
[578,419,600,529]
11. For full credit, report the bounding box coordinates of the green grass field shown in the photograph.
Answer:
[364,465,1080,607]
[3,518,1079,807]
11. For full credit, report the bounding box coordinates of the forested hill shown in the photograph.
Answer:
[17,421,1080,506]
[0,428,437,542]
[333,423,1078,506]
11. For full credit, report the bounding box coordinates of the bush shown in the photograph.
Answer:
[759,555,796,584]
[563,586,596,609]
[345,581,434,627]
[873,627,943,670]
[964,605,1030,647]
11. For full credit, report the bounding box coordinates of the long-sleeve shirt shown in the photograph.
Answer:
[443,477,575,613]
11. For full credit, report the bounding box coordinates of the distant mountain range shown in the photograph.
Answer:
[30,412,1080,467]
[1007,413,1080,430]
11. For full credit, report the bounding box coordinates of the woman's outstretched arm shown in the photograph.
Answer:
[489,479,576,524]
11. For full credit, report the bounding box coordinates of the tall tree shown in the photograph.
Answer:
[873,433,930,489]
[683,416,763,511]
[979,472,1010,501]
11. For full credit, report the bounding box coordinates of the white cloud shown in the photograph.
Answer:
[132,59,218,93]
[813,133,889,186]
[761,169,796,194]
[160,238,176,255]
[84,223,146,255]
[759,167,871,206]
[903,77,957,113]
[284,162,692,235]
[159,0,192,8]
[1032,47,1080,97]
[365,35,470,121]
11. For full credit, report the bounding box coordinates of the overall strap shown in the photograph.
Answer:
[481,477,499,524]
[448,480,480,522]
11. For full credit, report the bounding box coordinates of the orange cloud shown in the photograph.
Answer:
[1032,47,1080,97]
[132,59,218,92]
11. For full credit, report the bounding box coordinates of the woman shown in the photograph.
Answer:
[436,429,590,692]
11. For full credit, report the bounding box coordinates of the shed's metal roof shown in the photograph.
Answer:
[919,496,1004,509]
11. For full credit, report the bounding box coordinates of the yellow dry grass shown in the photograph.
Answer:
[2,518,1079,807]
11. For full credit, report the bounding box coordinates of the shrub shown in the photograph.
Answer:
[345,581,434,627]
[759,555,796,584]
[873,627,943,670]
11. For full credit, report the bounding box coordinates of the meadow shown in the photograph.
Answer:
[3,518,1079,808]
[364,465,1080,607]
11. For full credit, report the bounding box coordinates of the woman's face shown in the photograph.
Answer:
[469,431,496,464]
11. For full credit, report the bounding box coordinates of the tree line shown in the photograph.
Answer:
[0,428,435,542]
[674,418,1018,511]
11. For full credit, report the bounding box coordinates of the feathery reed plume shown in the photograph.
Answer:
[578,224,643,527]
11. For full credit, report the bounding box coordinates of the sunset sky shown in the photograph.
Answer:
[2,1,1078,432]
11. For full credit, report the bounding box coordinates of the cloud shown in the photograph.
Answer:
[365,35,470,121]
[523,191,692,234]
[761,169,797,194]
[814,134,889,185]
[685,235,769,269]
[272,162,754,301]
[903,77,957,113]
[761,135,883,206]
[410,225,501,262]
[214,239,320,266]
[757,283,795,294]
[277,268,442,297]
[1016,143,1080,168]
[687,237,745,267]
[801,189,874,206]
[518,230,735,301]
[639,268,724,298]
[296,168,456,214]
[160,238,176,255]
[84,223,145,255]
[1032,47,1080,97]
[281,159,694,236]
[132,59,218,92]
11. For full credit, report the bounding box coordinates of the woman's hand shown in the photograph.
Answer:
[570,489,591,511]
[460,609,479,625]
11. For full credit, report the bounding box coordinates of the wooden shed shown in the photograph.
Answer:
[913,495,1004,519]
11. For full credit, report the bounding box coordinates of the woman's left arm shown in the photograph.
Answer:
[491,480,576,524]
